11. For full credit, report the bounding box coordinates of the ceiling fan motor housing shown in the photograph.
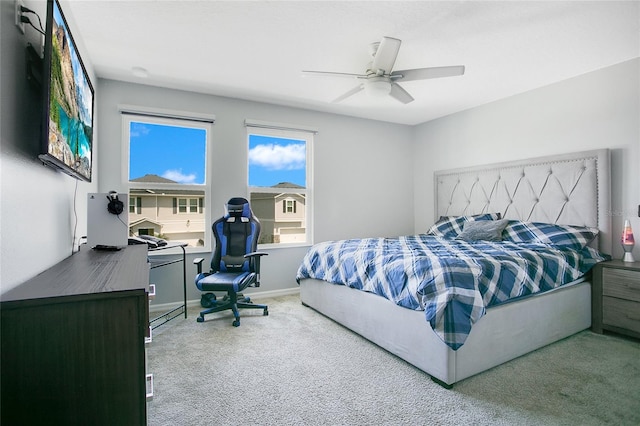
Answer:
[364,76,392,97]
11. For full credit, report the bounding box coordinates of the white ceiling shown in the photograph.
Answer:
[66,1,639,126]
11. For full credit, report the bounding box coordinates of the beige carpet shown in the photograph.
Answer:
[147,294,640,425]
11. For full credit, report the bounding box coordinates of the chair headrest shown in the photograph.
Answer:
[225,197,251,218]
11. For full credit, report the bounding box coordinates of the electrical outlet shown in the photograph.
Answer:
[15,0,25,34]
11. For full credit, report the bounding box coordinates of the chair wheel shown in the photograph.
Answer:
[233,319,240,327]
[197,316,204,323]
[263,308,269,316]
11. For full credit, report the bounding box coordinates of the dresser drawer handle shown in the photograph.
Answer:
[145,326,152,344]
[146,373,154,400]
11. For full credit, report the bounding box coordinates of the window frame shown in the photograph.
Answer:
[177,198,188,214]
[129,196,141,214]
[175,197,199,214]
[246,126,313,248]
[122,110,213,251]
[285,199,296,213]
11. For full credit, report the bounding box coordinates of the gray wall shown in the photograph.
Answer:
[1,0,99,293]
[413,58,640,261]
[97,79,415,305]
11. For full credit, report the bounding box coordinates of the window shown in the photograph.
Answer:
[129,196,141,214]
[176,197,200,214]
[122,109,212,248]
[284,199,296,213]
[247,126,313,246]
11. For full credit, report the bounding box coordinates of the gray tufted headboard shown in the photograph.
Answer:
[434,149,611,254]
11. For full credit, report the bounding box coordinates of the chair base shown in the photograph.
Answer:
[196,291,268,326]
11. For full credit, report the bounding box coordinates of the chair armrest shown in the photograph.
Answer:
[193,257,205,274]
[244,251,268,259]
[244,252,268,287]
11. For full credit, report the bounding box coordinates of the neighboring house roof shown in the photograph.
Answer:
[130,174,177,183]
[129,174,205,196]
[130,217,163,227]
[129,178,299,196]
[130,188,205,196]
[275,192,305,201]
[272,182,304,189]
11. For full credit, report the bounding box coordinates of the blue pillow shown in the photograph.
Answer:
[502,220,599,250]
[427,213,502,239]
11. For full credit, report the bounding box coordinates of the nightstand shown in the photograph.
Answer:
[592,260,640,339]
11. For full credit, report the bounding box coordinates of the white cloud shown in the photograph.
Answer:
[249,143,305,170]
[163,169,197,184]
[130,123,150,138]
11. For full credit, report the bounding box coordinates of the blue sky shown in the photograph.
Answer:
[248,134,306,187]
[129,123,306,187]
[129,122,206,183]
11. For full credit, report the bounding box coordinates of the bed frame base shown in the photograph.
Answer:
[300,278,591,386]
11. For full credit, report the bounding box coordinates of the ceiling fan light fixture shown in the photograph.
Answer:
[364,78,391,97]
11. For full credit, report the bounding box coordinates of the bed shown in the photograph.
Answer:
[297,149,611,387]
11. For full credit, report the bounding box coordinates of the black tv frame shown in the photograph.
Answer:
[38,0,95,182]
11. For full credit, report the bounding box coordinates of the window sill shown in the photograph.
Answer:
[146,245,210,257]
[144,242,312,257]
[257,242,312,250]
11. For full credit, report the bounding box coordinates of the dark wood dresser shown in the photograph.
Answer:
[592,259,640,339]
[1,245,151,425]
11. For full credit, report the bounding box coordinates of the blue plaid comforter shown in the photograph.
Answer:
[296,235,607,350]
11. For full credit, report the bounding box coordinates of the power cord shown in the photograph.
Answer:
[72,178,79,254]
[20,6,45,35]
[117,213,129,230]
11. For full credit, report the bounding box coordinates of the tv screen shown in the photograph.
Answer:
[39,0,94,182]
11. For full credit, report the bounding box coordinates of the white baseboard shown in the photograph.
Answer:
[149,287,300,313]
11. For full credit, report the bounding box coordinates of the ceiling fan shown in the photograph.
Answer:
[302,36,465,104]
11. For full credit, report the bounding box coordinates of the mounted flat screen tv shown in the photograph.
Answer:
[39,0,94,182]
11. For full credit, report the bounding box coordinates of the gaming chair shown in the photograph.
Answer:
[193,197,268,326]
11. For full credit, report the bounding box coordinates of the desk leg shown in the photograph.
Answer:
[181,246,187,319]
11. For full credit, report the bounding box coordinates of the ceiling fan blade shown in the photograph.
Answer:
[391,65,465,82]
[302,70,366,79]
[332,84,364,103]
[389,83,414,104]
[371,36,401,75]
